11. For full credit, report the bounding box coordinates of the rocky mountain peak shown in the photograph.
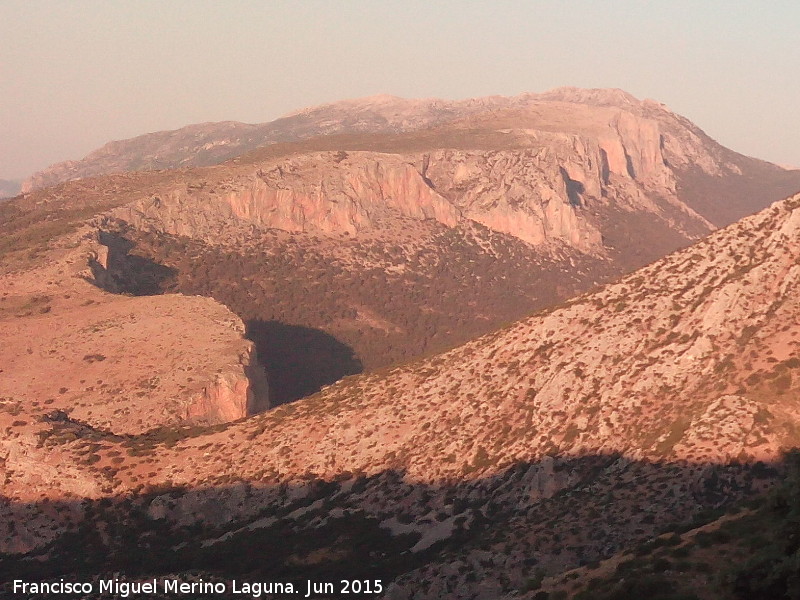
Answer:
[16,87,751,197]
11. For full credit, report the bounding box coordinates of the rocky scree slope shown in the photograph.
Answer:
[4,193,800,598]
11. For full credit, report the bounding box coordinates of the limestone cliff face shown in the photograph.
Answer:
[54,191,796,598]
[141,192,800,486]
[112,153,461,240]
[600,110,670,186]
[422,145,604,249]
[89,236,272,426]
[28,88,794,258]
[537,87,741,177]
[228,154,461,234]
[103,94,726,255]
[419,115,711,251]
[110,149,606,252]
[186,345,270,425]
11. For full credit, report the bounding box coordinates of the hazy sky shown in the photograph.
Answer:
[2,1,799,180]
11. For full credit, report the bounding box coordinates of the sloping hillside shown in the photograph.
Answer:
[2,190,798,598]
[4,91,800,434]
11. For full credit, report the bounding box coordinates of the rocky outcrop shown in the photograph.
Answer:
[104,194,800,491]
[423,144,602,249]
[186,345,270,424]
[0,236,269,437]
[5,123,800,595]
[230,153,461,234]
[110,153,460,239]
[109,139,708,255]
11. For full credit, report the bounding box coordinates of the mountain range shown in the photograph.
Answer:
[1,88,800,598]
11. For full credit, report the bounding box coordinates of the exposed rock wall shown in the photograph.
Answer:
[105,104,720,254]
[111,153,459,240]
[110,150,606,252]
[423,145,604,249]
[227,154,461,234]
[186,345,270,424]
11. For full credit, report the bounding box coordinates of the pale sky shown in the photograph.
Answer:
[2,0,799,180]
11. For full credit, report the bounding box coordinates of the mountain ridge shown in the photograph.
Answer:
[22,87,799,201]
[3,88,800,598]
[5,91,800,413]
[2,187,798,597]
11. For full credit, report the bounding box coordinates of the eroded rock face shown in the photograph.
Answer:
[186,346,270,424]
[99,87,742,257]
[113,150,603,250]
[226,154,461,235]
[109,141,704,256]
[0,234,269,438]
[422,146,604,249]
[3,90,800,599]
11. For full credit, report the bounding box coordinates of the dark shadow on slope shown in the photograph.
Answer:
[624,150,637,179]
[86,223,628,392]
[0,452,786,599]
[88,230,176,295]
[246,319,363,406]
[559,167,585,207]
[599,205,696,271]
[676,162,800,227]
[86,228,363,407]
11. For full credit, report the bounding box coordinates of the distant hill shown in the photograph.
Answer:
[22,88,800,230]
[0,178,20,199]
